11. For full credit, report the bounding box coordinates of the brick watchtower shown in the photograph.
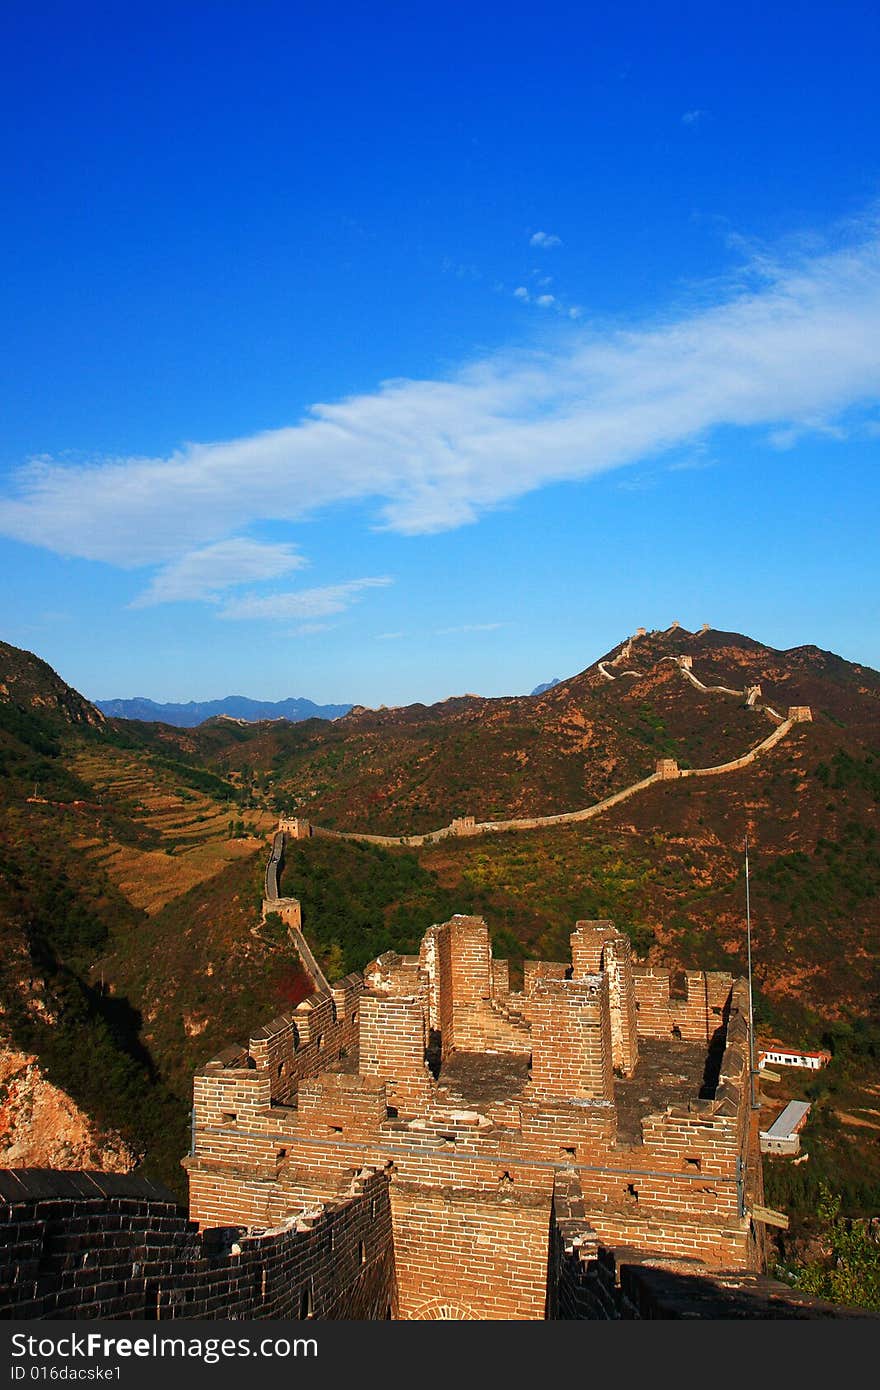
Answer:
[186,913,762,1318]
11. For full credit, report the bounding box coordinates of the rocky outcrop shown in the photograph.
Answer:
[0,1045,139,1171]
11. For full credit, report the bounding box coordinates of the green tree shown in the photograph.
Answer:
[787,1183,880,1310]
[323,943,346,980]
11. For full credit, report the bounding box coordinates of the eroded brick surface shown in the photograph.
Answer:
[184,916,763,1318]
[3,916,868,1321]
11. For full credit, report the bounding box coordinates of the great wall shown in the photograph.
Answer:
[277,627,813,849]
[3,914,867,1319]
[2,626,867,1321]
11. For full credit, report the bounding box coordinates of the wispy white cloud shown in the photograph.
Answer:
[514,284,576,316]
[767,419,849,450]
[289,622,334,637]
[377,631,406,641]
[3,221,880,572]
[616,472,658,493]
[219,577,391,622]
[435,621,504,635]
[131,538,306,607]
[667,444,716,473]
[682,109,707,125]
[529,231,562,248]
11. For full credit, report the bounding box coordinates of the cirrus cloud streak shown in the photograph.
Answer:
[2,226,880,594]
[131,538,307,607]
[219,577,392,622]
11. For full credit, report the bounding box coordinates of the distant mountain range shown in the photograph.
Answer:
[94,695,353,727]
[94,680,561,725]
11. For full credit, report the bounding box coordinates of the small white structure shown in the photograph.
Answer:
[760,1101,812,1156]
[757,1047,830,1072]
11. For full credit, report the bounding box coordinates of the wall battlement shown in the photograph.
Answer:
[183,913,767,1318]
[0,1167,396,1321]
[3,1164,860,1321]
[4,916,866,1321]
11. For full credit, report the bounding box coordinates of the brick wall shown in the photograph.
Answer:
[390,1182,551,1319]
[530,975,614,1101]
[265,896,302,931]
[523,960,568,994]
[359,994,432,1112]
[632,966,732,1043]
[445,915,491,1050]
[364,951,422,997]
[547,1172,619,1319]
[421,921,453,1046]
[421,917,527,1056]
[184,917,764,1311]
[616,1260,868,1319]
[571,922,638,1074]
[0,1168,396,1321]
[491,958,509,998]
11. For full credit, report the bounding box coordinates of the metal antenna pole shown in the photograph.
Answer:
[745,835,757,1109]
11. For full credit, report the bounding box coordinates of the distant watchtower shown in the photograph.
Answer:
[279,817,312,838]
[451,816,477,836]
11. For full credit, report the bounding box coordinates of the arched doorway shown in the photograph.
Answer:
[409,1300,481,1320]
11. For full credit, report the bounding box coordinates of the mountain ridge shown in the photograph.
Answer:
[94,694,353,727]
[1,625,878,1202]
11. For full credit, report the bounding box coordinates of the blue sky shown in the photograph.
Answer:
[1,1,879,707]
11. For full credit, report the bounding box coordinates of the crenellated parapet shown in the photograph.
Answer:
[0,1167,397,1322]
[787,705,812,722]
[655,757,680,780]
[185,909,761,1316]
[278,816,312,838]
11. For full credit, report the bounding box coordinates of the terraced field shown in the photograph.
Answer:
[68,747,276,914]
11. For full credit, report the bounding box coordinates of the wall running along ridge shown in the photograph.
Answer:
[277,638,812,847]
[261,830,329,993]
